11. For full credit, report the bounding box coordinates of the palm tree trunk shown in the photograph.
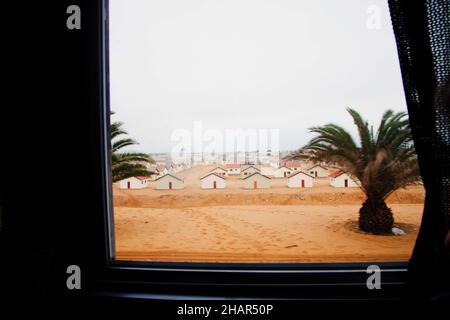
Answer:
[358,196,394,234]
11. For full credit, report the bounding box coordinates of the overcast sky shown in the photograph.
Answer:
[109,0,407,154]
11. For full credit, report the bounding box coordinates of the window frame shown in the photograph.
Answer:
[85,0,415,299]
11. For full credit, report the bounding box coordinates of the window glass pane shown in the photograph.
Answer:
[110,0,424,262]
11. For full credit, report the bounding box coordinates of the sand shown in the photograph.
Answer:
[113,165,425,262]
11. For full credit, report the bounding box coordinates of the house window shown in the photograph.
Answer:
[108,0,425,266]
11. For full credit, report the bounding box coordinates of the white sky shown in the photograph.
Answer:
[109,0,407,153]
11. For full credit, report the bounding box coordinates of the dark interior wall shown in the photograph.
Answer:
[1,0,449,305]
[0,1,91,300]
[389,0,450,297]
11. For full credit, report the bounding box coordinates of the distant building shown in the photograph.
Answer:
[209,166,228,176]
[306,164,329,178]
[169,163,183,173]
[273,166,293,178]
[287,171,313,188]
[243,172,271,189]
[260,166,275,176]
[155,164,168,177]
[200,172,226,189]
[241,165,260,177]
[329,170,359,188]
[119,176,149,189]
[155,174,185,190]
[284,161,303,171]
[225,163,241,175]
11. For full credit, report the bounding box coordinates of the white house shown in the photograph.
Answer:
[273,166,293,178]
[284,161,303,172]
[241,165,260,177]
[287,171,314,188]
[306,164,329,178]
[169,163,183,173]
[200,172,226,189]
[119,176,149,189]
[329,170,359,188]
[155,164,168,177]
[225,163,241,175]
[243,172,271,189]
[155,173,185,190]
[209,167,228,177]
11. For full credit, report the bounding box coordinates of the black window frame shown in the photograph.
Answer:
[80,0,438,300]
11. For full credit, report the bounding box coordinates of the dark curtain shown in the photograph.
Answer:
[389,0,450,298]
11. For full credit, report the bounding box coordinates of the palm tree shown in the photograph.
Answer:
[111,113,155,182]
[288,108,421,234]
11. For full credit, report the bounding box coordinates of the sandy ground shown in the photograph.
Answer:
[113,165,425,262]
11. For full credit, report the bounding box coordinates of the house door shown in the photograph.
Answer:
[213,181,217,189]
[315,171,317,177]
[301,180,305,188]
[253,181,257,189]
[169,182,172,189]
[344,179,348,187]
[127,182,130,189]
[284,172,287,177]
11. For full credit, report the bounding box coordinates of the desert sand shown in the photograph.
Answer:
[113,165,425,262]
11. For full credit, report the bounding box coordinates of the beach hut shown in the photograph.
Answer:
[285,161,303,172]
[225,163,241,175]
[287,171,313,188]
[273,166,292,178]
[155,164,168,177]
[241,165,260,177]
[200,172,226,189]
[209,166,228,177]
[155,173,184,190]
[169,163,182,173]
[329,170,359,188]
[243,172,271,189]
[119,176,149,189]
[306,164,329,178]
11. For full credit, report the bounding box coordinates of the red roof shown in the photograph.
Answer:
[225,163,241,169]
[135,176,149,180]
[285,161,302,168]
[330,170,345,178]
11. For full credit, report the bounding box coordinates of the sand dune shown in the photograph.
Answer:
[114,204,423,262]
[113,165,425,263]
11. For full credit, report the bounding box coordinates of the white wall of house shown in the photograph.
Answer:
[241,166,260,177]
[119,177,148,189]
[200,174,226,189]
[244,173,271,189]
[287,173,313,188]
[156,168,168,177]
[307,166,329,178]
[155,174,184,190]
[273,167,292,178]
[330,173,359,187]
[226,167,241,175]
[210,168,228,176]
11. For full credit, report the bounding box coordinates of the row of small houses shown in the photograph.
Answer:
[119,174,185,190]
[148,161,330,180]
[119,167,358,190]
[212,163,330,178]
